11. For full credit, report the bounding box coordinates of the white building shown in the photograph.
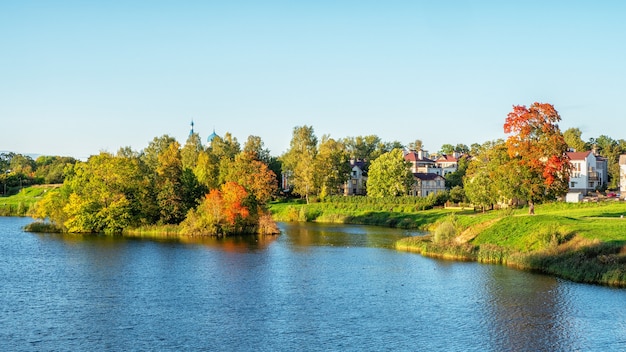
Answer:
[567,151,608,195]
[619,154,626,192]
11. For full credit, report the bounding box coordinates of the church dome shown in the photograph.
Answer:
[207,130,219,143]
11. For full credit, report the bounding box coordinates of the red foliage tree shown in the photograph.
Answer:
[504,102,570,213]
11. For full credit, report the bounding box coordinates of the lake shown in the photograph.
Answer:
[1,217,625,351]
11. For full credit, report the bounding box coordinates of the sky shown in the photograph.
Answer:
[1,1,625,159]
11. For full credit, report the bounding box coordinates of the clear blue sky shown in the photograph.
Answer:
[1,1,625,159]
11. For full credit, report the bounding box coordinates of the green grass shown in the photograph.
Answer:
[0,185,59,216]
[396,201,626,287]
[268,200,458,229]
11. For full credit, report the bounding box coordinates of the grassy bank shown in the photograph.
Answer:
[0,185,59,216]
[396,201,626,287]
[268,195,454,229]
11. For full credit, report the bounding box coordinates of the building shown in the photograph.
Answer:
[434,153,460,176]
[344,160,367,195]
[207,129,219,148]
[404,150,440,174]
[567,151,608,195]
[410,173,446,197]
[619,154,626,192]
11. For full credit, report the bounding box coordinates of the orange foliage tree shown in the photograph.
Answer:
[180,181,257,236]
[503,102,571,213]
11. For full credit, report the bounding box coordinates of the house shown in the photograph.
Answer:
[404,150,440,175]
[567,151,608,195]
[434,153,460,176]
[619,154,626,192]
[344,160,367,195]
[409,173,446,197]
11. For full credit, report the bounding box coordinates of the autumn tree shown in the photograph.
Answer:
[367,149,413,197]
[180,181,257,236]
[221,152,278,204]
[503,103,570,213]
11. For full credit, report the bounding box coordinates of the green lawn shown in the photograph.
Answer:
[0,185,59,216]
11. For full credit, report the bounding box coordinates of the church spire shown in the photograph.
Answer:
[189,119,195,137]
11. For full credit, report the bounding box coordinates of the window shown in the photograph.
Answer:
[571,181,576,188]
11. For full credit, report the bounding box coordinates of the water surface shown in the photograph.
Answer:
[1,218,625,351]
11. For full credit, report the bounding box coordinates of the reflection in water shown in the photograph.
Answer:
[482,267,578,351]
[36,231,279,252]
[279,222,423,249]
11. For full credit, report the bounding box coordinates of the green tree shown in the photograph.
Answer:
[281,125,318,202]
[181,132,204,170]
[590,135,624,189]
[34,156,78,184]
[156,141,185,224]
[314,135,350,199]
[408,139,424,152]
[464,140,512,211]
[52,152,146,233]
[563,127,587,152]
[142,135,177,172]
[367,149,413,197]
[444,155,469,188]
[243,135,271,164]
[193,150,220,190]
[439,144,455,155]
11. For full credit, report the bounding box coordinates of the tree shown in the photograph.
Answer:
[464,140,513,211]
[367,149,413,197]
[503,103,570,213]
[243,135,271,164]
[281,126,318,202]
[445,155,469,188]
[314,135,350,199]
[563,127,587,152]
[590,135,624,189]
[439,144,455,155]
[221,152,278,204]
[181,132,204,170]
[408,139,423,152]
[180,181,256,236]
[156,141,185,224]
[43,152,147,233]
[342,135,381,161]
[142,135,178,172]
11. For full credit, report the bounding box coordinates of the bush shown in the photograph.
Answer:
[433,220,456,243]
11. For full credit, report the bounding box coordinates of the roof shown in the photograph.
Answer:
[404,151,435,163]
[207,129,219,143]
[350,159,367,169]
[566,151,592,161]
[413,172,445,181]
[436,154,458,163]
